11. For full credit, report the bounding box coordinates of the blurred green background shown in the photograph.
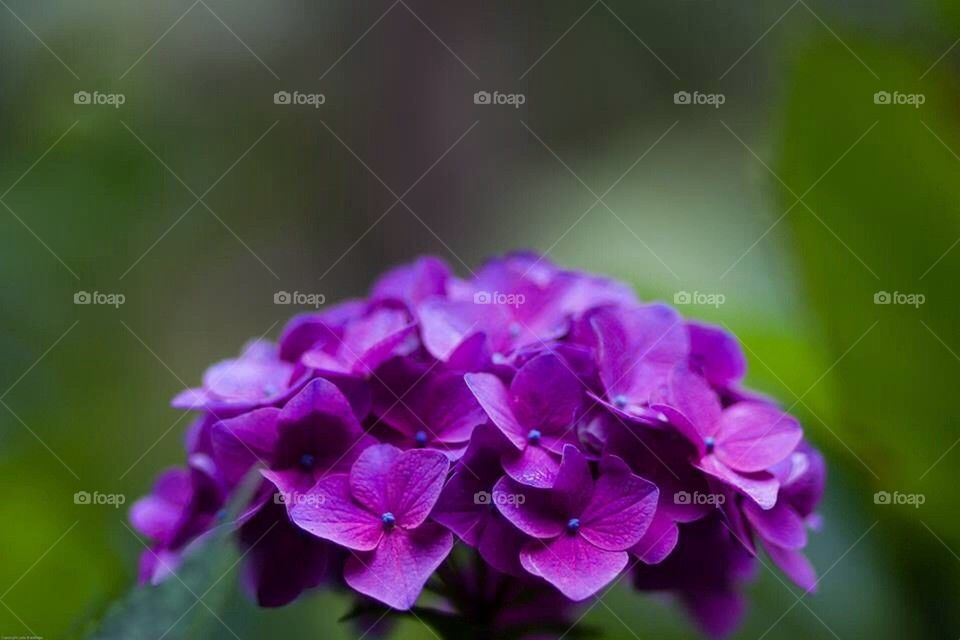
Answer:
[1,1,959,638]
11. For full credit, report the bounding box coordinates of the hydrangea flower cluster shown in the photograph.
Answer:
[130,253,825,638]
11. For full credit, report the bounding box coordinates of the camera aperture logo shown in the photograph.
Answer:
[274,290,326,308]
[674,90,725,109]
[74,291,125,308]
[674,290,725,309]
[473,90,526,109]
[473,290,526,308]
[74,90,126,108]
[873,490,925,508]
[274,90,326,108]
[873,91,925,108]
[474,490,525,506]
[874,290,925,308]
[74,490,126,508]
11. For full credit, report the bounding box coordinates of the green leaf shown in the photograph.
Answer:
[81,472,260,640]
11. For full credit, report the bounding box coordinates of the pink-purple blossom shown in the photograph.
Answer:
[131,252,825,638]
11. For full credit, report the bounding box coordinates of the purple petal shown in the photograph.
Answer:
[520,535,628,601]
[349,444,402,515]
[744,499,807,549]
[631,512,679,564]
[501,445,561,488]
[591,305,689,407]
[580,455,658,552]
[287,473,382,551]
[492,476,563,538]
[680,590,746,640]
[765,542,817,592]
[465,372,527,449]
[384,448,449,527]
[551,445,594,514]
[714,403,802,473]
[688,321,747,388]
[210,408,280,486]
[510,353,583,432]
[370,256,451,306]
[344,524,453,610]
[697,455,779,510]
[477,513,527,575]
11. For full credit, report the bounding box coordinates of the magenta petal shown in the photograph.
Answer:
[493,476,564,538]
[681,590,746,640]
[211,408,280,486]
[386,449,449,527]
[580,455,659,551]
[688,321,747,388]
[520,535,628,601]
[464,372,526,449]
[714,402,802,473]
[697,455,779,510]
[631,512,679,564]
[765,542,817,592]
[510,353,583,431]
[278,377,359,431]
[418,299,488,361]
[744,500,807,549]
[344,524,453,610]
[477,514,526,575]
[287,474,382,551]
[502,445,560,488]
[350,444,402,515]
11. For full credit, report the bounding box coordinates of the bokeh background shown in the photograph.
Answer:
[1,1,958,638]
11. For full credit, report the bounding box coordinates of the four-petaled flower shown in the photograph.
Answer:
[288,444,454,609]
[494,445,659,600]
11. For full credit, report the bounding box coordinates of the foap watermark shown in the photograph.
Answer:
[274,90,325,108]
[674,90,725,109]
[473,290,525,308]
[873,91,925,108]
[274,291,326,308]
[874,490,925,508]
[274,490,326,507]
[674,290,725,308]
[74,291,125,308]
[474,490,525,506]
[874,291,925,308]
[74,490,126,508]
[674,491,725,506]
[74,90,126,108]
[473,90,526,109]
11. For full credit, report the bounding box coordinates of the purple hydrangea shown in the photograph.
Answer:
[131,253,826,638]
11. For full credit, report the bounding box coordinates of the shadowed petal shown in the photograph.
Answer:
[744,500,807,550]
[465,372,527,449]
[211,408,280,486]
[502,445,561,488]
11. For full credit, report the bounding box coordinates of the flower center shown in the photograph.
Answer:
[508,322,521,338]
[298,453,316,470]
[612,394,628,409]
[566,518,581,534]
[263,383,278,396]
[527,429,542,445]
[414,430,428,446]
[704,436,716,454]
[381,512,396,529]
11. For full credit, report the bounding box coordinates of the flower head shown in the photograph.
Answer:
[133,253,825,638]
